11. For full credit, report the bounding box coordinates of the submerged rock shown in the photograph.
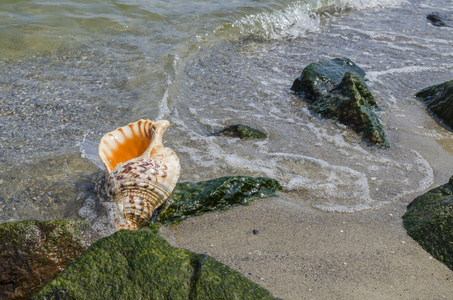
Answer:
[33,230,276,300]
[0,219,99,300]
[291,58,388,147]
[402,176,453,271]
[416,80,453,129]
[309,71,389,147]
[427,12,453,27]
[157,176,282,226]
[290,57,366,102]
[213,124,267,140]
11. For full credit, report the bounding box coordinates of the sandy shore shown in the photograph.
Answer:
[165,192,452,299]
[156,114,453,300]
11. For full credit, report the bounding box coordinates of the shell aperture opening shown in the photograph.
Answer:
[99,119,159,172]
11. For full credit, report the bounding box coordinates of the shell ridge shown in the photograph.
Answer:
[119,188,168,207]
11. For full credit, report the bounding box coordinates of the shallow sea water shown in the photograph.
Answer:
[0,0,452,232]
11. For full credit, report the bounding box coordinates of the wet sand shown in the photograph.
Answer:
[164,124,453,299]
[167,192,452,299]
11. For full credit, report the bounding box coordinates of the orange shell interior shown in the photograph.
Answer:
[99,120,154,172]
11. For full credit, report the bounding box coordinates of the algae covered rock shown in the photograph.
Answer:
[416,80,453,128]
[291,58,388,147]
[402,176,453,271]
[427,12,453,27]
[290,57,366,101]
[157,176,282,226]
[0,219,99,300]
[309,71,389,147]
[33,230,276,300]
[214,124,267,140]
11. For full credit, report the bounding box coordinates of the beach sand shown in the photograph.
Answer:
[167,192,452,300]
[164,128,453,300]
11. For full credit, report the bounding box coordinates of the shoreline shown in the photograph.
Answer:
[169,193,452,299]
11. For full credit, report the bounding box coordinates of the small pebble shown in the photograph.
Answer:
[253,229,259,234]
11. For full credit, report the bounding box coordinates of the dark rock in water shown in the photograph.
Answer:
[416,80,453,129]
[427,12,453,27]
[0,219,99,300]
[290,57,366,102]
[402,176,453,271]
[291,58,388,147]
[309,71,389,147]
[157,176,282,226]
[33,230,277,300]
[214,124,267,140]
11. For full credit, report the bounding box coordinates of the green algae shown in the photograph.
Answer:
[33,230,277,300]
[291,58,388,147]
[0,219,96,263]
[214,124,267,140]
[309,71,389,147]
[416,80,453,129]
[0,219,98,300]
[402,176,453,271]
[157,176,282,226]
[290,57,366,102]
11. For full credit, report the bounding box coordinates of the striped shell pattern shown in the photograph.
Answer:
[98,119,180,230]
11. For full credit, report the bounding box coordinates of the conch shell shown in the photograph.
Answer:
[98,119,180,230]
